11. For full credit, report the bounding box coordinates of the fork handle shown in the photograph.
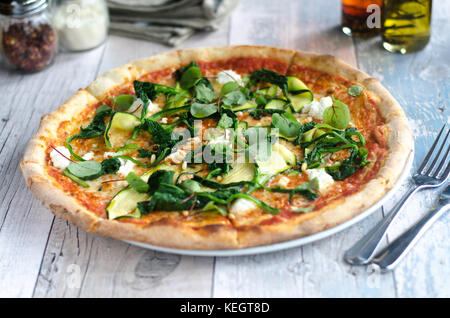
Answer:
[344,184,421,265]
[371,200,449,270]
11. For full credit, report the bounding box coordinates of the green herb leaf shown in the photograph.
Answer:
[348,85,363,97]
[271,113,301,137]
[126,172,149,193]
[323,99,350,129]
[66,161,103,180]
[190,102,218,118]
[222,90,247,107]
[193,78,214,103]
[220,81,239,96]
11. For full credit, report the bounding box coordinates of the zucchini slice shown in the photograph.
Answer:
[231,102,257,112]
[289,93,314,112]
[273,143,296,165]
[221,162,255,184]
[256,85,280,98]
[256,143,293,176]
[265,98,288,110]
[106,164,180,220]
[286,76,313,112]
[104,112,141,150]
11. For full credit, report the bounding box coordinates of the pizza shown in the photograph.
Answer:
[21,46,413,249]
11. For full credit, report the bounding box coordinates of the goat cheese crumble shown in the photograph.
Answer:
[302,96,333,120]
[216,70,244,86]
[50,146,71,170]
[305,168,334,193]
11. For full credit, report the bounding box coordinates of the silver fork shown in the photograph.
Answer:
[344,124,450,265]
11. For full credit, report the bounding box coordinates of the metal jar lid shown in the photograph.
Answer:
[0,0,48,16]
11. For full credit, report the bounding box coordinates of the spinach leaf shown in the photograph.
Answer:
[294,121,317,146]
[147,169,175,195]
[249,108,285,120]
[134,80,179,119]
[175,62,199,81]
[73,106,112,139]
[176,62,203,89]
[101,157,121,174]
[325,147,369,180]
[192,175,252,190]
[137,148,154,158]
[65,106,113,161]
[248,68,289,99]
[207,151,233,177]
[259,178,319,202]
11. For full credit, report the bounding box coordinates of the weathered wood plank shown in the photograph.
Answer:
[0,45,106,297]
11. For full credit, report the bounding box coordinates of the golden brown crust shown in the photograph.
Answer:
[21,46,413,250]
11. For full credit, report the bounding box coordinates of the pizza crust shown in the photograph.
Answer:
[21,46,413,250]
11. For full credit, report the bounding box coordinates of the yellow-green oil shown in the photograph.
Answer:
[382,0,432,54]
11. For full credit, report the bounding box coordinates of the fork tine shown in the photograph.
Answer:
[442,162,450,181]
[418,124,447,175]
[432,143,450,178]
[426,128,449,176]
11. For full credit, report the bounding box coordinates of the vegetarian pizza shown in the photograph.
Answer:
[21,46,413,249]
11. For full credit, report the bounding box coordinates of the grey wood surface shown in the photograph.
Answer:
[0,0,448,298]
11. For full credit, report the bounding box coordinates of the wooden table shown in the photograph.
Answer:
[0,0,448,298]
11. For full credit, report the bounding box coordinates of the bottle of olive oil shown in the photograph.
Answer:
[382,0,432,54]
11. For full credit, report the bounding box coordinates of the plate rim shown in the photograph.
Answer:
[125,150,414,257]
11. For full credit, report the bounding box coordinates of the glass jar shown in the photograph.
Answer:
[382,0,432,54]
[0,0,57,72]
[52,0,109,52]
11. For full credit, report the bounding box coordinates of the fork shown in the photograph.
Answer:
[344,124,450,265]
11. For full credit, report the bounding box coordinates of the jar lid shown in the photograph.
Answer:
[0,0,48,16]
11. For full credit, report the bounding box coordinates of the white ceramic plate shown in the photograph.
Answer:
[125,152,414,257]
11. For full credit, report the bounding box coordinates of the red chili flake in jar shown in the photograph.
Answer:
[0,0,57,72]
